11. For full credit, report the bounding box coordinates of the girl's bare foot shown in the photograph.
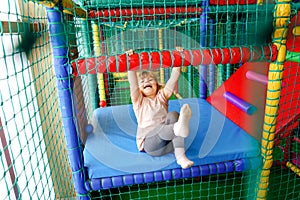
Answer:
[174,104,192,138]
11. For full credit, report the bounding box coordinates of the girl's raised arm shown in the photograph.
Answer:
[128,71,140,104]
[126,49,140,103]
[163,67,181,99]
[163,47,183,99]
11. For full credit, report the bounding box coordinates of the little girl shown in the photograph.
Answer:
[127,50,194,169]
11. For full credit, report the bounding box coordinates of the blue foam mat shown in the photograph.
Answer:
[84,98,261,179]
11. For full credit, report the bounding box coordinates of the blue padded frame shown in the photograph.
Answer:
[85,158,260,190]
[46,7,89,199]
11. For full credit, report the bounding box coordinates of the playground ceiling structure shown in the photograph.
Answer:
[0,0,299,199]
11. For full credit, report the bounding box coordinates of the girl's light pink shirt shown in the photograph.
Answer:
[132,89,168,151]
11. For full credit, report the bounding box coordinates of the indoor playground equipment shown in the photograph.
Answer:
[0,0,300,199]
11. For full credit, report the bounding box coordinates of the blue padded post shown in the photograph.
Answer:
[46,7,89,200]
[199,0,209,99]
[209,19,216,95]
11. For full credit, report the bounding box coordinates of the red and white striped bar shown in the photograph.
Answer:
[89,6,202,20]
[71,45,277,76]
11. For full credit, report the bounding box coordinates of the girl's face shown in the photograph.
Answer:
[138,73,158,98]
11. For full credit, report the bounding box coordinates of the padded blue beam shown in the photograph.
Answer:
[46,7,89,200]
[87,159,255,190]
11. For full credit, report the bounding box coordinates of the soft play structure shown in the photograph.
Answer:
[1,0,300,199]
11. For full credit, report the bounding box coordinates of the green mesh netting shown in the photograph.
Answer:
[0,0,300,199]
[0,1,74,199]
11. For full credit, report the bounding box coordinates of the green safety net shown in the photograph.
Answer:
[0,1,74,199]
[0,0,299,199]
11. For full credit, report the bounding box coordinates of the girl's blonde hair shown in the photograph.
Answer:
[137,70,164,90]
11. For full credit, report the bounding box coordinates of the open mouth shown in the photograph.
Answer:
[144,85,152,89]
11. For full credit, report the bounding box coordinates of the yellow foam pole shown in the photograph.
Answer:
[256,1,291,199]
[174,92,183,99]
[158,29,165,84]
[286,162,300,176]
[257,0,264,5]
[293,26,300,36]
[92,22,106,107]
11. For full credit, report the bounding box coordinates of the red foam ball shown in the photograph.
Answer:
[99,100,107,107]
